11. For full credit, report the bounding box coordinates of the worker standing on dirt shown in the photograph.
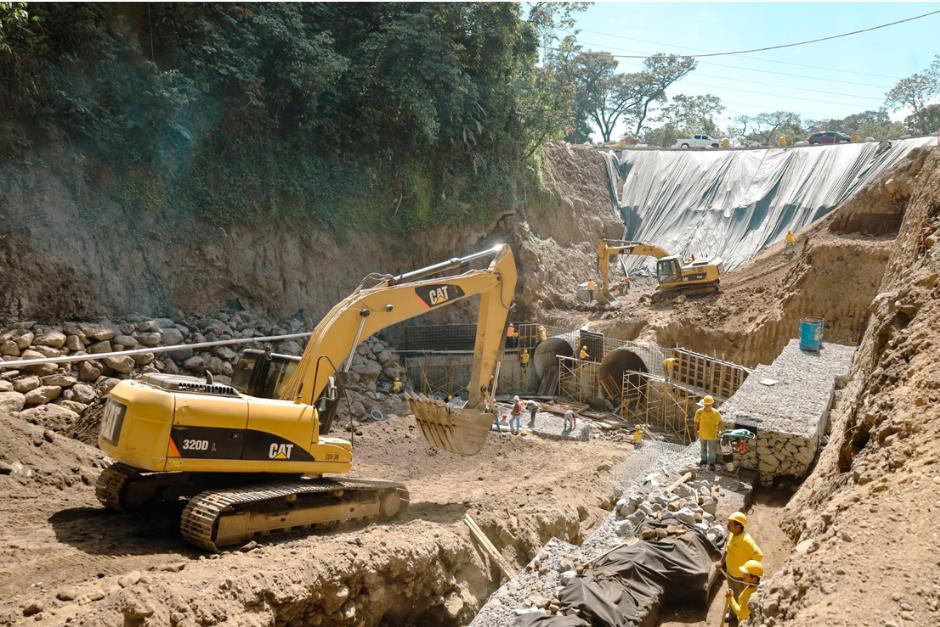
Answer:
[785,230,795,250]
[724,559,763,626]
[520,348,530,374]
[722,512,764,603]
[506,323,517,348]
[663,357,677,382]
[694,395,722,470]
[392,376,403,394]
[526,399,539,428]
[509,396,523,434]
[587,278,596,302]
[537,324,547,343]
[579,344,589,361]
[563,409,576,431]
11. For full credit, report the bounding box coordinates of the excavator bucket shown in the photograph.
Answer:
[406,393,494,456]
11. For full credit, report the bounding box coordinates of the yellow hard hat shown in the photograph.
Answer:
[727,511,747,525]
[739,560,763,577]
[703,395,714,405]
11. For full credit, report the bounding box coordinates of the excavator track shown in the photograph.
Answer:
[180,478,409,551]
[95,462,140,512]
[652,282,720,304]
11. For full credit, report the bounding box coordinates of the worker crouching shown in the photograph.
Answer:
[724,559,763,626]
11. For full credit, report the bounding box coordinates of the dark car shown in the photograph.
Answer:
[808,131,851,145]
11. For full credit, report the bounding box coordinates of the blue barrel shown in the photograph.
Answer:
[800,317,825,351]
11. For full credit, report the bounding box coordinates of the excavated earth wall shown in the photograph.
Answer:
[750,146,940,625]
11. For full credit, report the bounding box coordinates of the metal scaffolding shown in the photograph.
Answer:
[556,355,600,404]
[618,370,699,444]
[668,347,751,400]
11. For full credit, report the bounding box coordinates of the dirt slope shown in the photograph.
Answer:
[748,147,940,626]
[0,413,629,626]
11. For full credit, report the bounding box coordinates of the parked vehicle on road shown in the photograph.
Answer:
[672,134,721,149]
[807,131,851,145]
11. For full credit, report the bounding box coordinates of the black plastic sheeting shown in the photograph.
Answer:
[515,521,726,627]
[601,138,933,273]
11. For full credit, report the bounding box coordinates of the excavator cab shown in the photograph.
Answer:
[232,349,340,434]
[656,257,683,283]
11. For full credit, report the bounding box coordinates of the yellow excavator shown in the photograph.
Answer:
[95,245,517,550]
[597,239,723,304]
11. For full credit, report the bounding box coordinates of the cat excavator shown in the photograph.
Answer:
[596,238,723,304]
[95,245,517,550]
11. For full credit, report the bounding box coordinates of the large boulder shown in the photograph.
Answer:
[32,345,62,358]
[35,331,67,349]
[70,383,97,405]
[25,385,62,406]
[14,332,34,350]
[277,340,303,356]
[131,352,155,366]
[0,380,12,392]
[13,376,41,393]
[65,335,84,351]
[1,340,20,356]
[88,341,112,355]
[0,391,26,413]
[182,356,206,374]
[78,360,103,382]
[42,374,77,388]
[18,403,79,430]
[160,328,184,346]
[113,335,139,349]
[19,349,57,376]
[82,324,116,341]
[103,355,135,374]
[57,400,88,415]
[136,332,162,347]
[211,346,238,361]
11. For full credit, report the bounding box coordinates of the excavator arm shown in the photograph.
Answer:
[281,244,517,455]
[597,239,670,302]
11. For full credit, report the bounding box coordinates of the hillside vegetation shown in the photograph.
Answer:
[0,3,562,231]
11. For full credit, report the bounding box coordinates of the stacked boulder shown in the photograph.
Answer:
[613,477,725,545]
[0,311,411,433]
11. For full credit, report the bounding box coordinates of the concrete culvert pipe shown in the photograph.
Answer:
[533,337,575,379]
[599,348,649,397]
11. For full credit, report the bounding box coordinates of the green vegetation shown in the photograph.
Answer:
[0,3,579,232]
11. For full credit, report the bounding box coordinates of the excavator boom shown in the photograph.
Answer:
[596,238,721,303]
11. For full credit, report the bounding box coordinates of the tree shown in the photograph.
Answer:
[885,54,940,131]
[808,109,906,140]
[661,94,725,134]
[749,111,803,146]
[623,54,696,136]
[905,103,940,136]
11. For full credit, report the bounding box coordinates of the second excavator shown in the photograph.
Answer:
[596,239,723,304]
[95,245,517,550]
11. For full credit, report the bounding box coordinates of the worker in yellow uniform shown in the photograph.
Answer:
[663,357,677,382]
[722,512,764,604]
[392,376,403,394]
[537,325,547,343]
[725,560,762,626]
[587,278,596,302]
[785,230,795,250]
[520,348,530,374]
[579,344,589,361]
[694,395,722,470]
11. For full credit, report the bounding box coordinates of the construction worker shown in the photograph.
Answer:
[724,560,763,625]
[563,409,576,431]
[631,424,643,446]
[663,357,677,382]
[506,323,517,348]
[537,324,547,343]
[722,512,764,602]
[526,399,539,428]
[392,376,403,394]
[579,344,589,361]
[509,396,523,434]
[520,348,530,373]
[694,395,722,470]
[785,230,795,250]
[587,278,596,302]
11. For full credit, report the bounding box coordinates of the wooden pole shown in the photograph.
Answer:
[465,514,516,580]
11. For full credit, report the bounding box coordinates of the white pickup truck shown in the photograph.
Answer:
[672,134,721,149]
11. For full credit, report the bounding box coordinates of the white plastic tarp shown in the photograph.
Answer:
[601,137,934,272]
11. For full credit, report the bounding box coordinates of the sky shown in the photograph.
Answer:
[564,2,940,139]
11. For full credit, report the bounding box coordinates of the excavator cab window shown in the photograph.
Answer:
[656,258,681,283]
[231,349,301,399]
